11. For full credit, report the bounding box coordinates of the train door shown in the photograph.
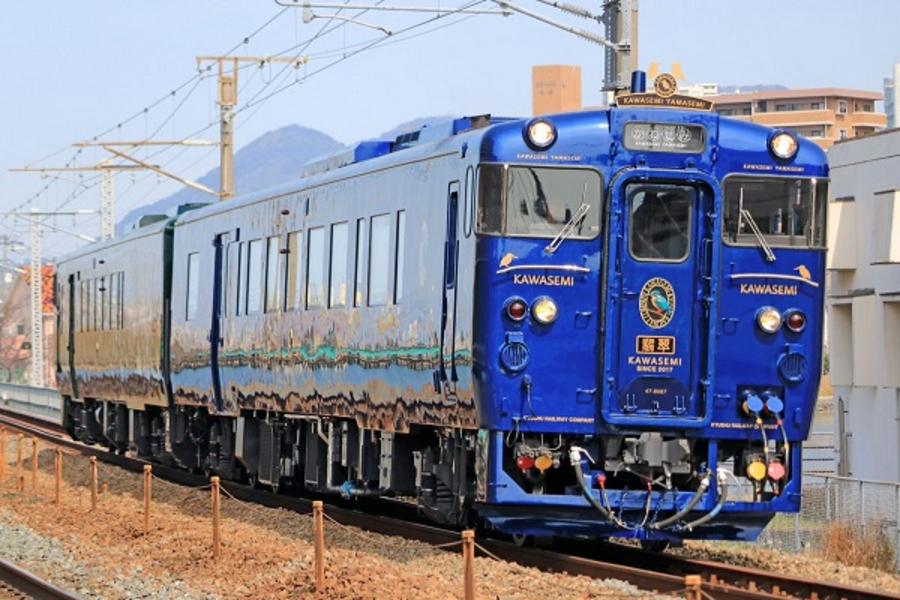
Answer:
[210,232,231,413]
[436,181,460,394]
[66,273,78,398]
[604,178,713,426]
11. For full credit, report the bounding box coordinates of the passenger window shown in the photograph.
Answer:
[246,240,263,314]
[354,219,366,307]
[186,253,200,321]
[395,210,406,303]
[329,222,349,308]
[285,231,302,310]
[368,214,391,306]
[628,185,692,261]
[265,236,281,313]
[306,227,325,309]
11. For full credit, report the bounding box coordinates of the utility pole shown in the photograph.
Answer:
[10,164,144,241]
[0,236,24,303]
[0,210,95,387]
[195,55,308,201]
[13,140,219,239]
[601,0,639,94]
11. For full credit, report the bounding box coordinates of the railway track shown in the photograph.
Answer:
[0,407,896,600]
[0,558,80,600]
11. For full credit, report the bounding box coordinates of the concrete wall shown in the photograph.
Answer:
[828,129,900,482]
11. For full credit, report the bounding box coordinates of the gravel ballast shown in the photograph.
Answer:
[0,443,668,599]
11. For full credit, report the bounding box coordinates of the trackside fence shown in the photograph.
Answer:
[0,383,60,423]
[757,474,900,572]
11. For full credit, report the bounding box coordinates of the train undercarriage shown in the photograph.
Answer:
[63,396,790,542]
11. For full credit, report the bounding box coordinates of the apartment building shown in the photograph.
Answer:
[827,129,900,481]
[712,88,886,149]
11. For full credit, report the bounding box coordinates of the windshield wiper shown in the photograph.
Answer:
[545,185,590,254]
[740,208,776,263]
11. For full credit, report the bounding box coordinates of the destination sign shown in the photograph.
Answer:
[623,122,706,154]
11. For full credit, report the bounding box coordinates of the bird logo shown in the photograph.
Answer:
[499,253,517,269]
[639,277,676,329]
[794,265,812,281]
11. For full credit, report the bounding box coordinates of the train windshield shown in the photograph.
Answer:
[477,165,602,239]
[723,177,826,248]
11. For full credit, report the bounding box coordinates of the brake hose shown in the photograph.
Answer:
[681,471,729,531]
[650,471,711,530]
[569,446,611,520]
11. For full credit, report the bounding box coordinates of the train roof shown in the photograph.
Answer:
[57,106,829,263]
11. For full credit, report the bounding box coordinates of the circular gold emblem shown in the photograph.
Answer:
[638,277,676,329]
[653,73,678,98]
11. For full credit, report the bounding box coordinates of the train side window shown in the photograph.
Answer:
[265,236,281,313]
[186,252,200,321]
[368,214,391,306]
[394,210,406,303]
[245,240,263,314]
[329,222,349,308]
[628,185,692,262]
[306,227,326,309]
[464,166,475,238]
[354,218,366,307]
[285,230,302,310]
[476,165,504,234]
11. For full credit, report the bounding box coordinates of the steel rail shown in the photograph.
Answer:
[0,558,82,600]
[0,408,897,600]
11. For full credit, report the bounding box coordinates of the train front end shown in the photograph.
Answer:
[472,100,828,544]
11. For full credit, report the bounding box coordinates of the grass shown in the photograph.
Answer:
[820,520,897,572]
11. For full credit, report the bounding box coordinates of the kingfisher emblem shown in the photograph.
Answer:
[794,265,812,281]
[639,277,676,329]
[499,253,517,269]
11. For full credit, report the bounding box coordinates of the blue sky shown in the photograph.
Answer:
[1,0,898,257]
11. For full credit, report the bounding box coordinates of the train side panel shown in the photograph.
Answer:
[169,147,479,432]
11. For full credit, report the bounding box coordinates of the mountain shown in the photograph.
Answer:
[118,124,344,232]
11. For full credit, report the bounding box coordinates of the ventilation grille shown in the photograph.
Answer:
[778,351,808,383]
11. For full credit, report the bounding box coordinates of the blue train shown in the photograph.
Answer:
[55,76,827,547]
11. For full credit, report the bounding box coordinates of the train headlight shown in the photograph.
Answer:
[531,296,558,324]
[769,131,798,161]
[756,306,782,334]
[524,118,557,150]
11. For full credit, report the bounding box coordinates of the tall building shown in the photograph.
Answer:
[532,65,582,116]
[711,88,886,149]
[885,62,899,129]
[827,129,900,480]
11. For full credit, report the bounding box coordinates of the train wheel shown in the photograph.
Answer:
[640,540,670,553]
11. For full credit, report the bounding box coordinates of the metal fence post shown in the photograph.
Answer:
[312,500,325,591]
[462,530,475,600]
[825,476,831,521]
[54,448,61,508]
[30,437,37,492]
[211,476,221,560]
[859,479,865,534]
[89,456,98,510]
[895,483,900,574]
[143,465,152,535]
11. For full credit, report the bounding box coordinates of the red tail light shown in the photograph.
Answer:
[505,297,528,322]
[784,310,806,333]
